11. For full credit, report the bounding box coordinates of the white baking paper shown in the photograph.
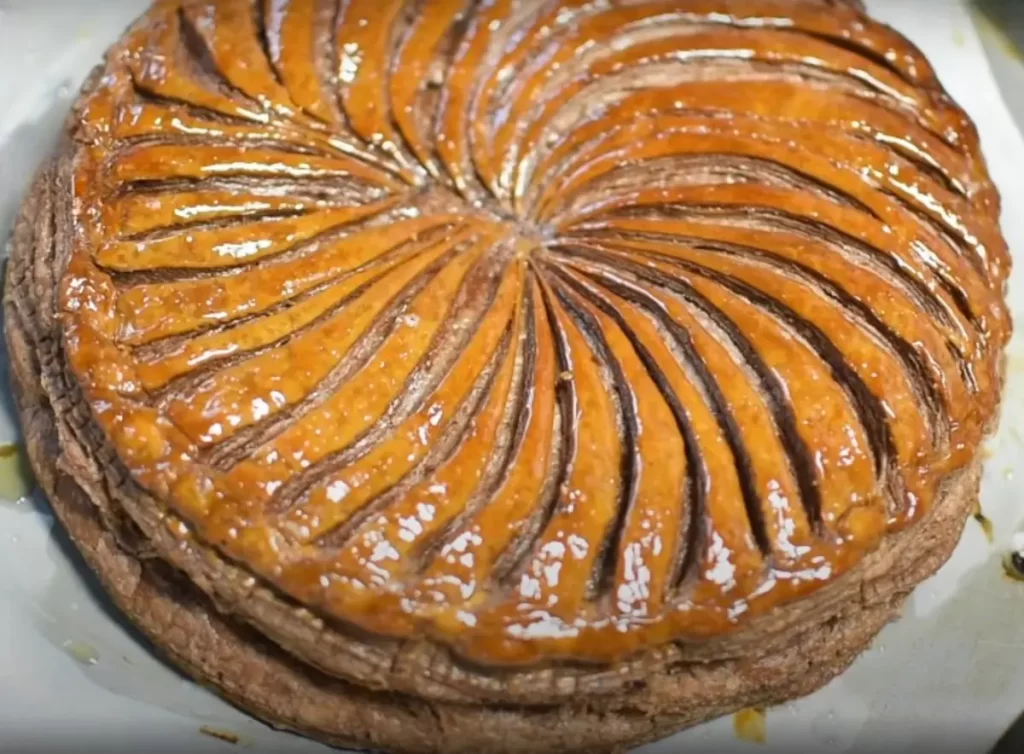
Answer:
[0,1,1020,752]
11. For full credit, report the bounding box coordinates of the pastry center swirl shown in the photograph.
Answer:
[59,0,1010,666]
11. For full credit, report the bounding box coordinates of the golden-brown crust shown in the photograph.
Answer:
[4,168,984,751]
[48,0,1011,669]
[5,155,988,751]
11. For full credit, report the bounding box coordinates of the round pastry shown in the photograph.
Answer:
[5,0,1012,751]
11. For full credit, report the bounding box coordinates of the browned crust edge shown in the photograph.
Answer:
[3,162,983,754]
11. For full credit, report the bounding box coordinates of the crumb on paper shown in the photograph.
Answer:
[952,27,966,48]
[1002,555,1024,583]
[1003,533,1024,583]
[0,442,36,502]
[734,707,766,744]
[974,513,995,544]
[972,503,995,544]
[61,640,99,666]
[199,726,241,745]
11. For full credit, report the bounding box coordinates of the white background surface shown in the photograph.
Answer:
[0,1,1021,752]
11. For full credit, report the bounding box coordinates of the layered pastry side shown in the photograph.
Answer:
[4,0,1012,752]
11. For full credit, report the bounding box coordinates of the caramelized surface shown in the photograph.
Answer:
[60,0,1010,665]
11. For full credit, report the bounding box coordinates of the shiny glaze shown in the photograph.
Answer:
[60,0,1011,665]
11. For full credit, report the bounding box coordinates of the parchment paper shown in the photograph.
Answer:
[0,1,1020,752]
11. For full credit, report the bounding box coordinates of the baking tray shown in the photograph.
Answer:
[0,1,1021,752]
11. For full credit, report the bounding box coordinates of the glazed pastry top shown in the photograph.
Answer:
[60,0,1010,665]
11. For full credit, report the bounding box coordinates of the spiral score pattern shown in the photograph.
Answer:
[61,0,1010,665]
